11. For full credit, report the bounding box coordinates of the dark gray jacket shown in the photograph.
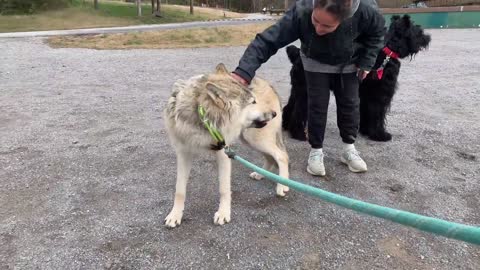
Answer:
[234,0,385,83]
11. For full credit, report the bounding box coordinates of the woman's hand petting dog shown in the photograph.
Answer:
[357,69,370,81]
[231,72,249,86]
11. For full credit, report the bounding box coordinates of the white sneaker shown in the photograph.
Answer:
[341,145,367,173]
[307,148,326,176]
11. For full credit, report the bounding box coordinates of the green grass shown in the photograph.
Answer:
[88,1,219,24]
[0,1,225,32]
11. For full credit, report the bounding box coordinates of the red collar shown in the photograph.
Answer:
[372,47,400,80]
[383,47,399,59]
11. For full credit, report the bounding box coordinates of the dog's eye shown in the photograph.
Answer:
[252,99,256,104]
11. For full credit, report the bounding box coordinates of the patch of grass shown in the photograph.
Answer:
[123,33,143,45]
[47,22,274,49]
[92,2,228,24]
[0,6,133,32]
[213,28,231,43]
[164,4,244,19]
[0,2,242,33]
[203,36,216,43]
[124,38,143,45]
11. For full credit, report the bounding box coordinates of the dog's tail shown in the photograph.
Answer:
[286,45,301,64]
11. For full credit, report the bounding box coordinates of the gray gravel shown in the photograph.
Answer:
[1,29,479,269]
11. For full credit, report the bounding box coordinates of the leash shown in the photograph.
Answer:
[224,147,480,246]
[198,104,480,245]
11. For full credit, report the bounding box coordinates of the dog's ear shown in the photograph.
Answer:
[402,15,412,27]
[206,82,227,107]
[215,63,229,75]
[391,15,400,23]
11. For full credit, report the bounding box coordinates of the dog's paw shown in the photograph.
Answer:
[358,127,369,136]
[276,184,290,197]
[369,131,392,142]
[164,210,183,228]
[290,131,307,141]
[381,132,392,141]
[213,210,231,225]
[249,172,264,180]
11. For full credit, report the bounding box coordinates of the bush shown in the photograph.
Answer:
[0,0,71,14]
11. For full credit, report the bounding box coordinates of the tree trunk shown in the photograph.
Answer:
[94,0,98,10]
[155,0,161,17]
[137,0,142,16]
[190,0,194,15]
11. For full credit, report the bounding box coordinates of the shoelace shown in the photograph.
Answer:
[309,151,324,161]
[344,149,362,161]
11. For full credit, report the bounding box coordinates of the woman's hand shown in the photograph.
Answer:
[357,69,370,81]
[231,73,249,86]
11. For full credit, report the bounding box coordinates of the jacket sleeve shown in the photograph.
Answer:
[355,9,385,71]
[234,5,301,83]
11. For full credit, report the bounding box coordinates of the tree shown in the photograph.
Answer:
[94,0,98,10]
[137,0,142,16]
[190,0,193,14]
[151,0,161,17]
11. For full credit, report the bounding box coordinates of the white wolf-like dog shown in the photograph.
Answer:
[163,63,290,227]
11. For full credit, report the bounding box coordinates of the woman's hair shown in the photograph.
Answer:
[313,0,353,21]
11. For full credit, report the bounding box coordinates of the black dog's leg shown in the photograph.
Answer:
[367,101,392,142]
[289,97,308,141]
[282,90,307,141]
[282,100,293,130]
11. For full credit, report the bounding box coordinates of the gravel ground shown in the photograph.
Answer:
[0,29,479,269]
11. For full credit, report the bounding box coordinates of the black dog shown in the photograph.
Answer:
[282,15,431,142]
[282,45,309,141]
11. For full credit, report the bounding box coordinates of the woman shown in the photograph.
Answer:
[231,0,385,176]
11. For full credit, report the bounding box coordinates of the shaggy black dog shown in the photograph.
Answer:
[282,15,431,142]
[282,45,309,141]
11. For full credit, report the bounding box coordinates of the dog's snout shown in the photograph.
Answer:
[272,111,277,118]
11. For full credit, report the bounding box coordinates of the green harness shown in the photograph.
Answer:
[198,105,226,150]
